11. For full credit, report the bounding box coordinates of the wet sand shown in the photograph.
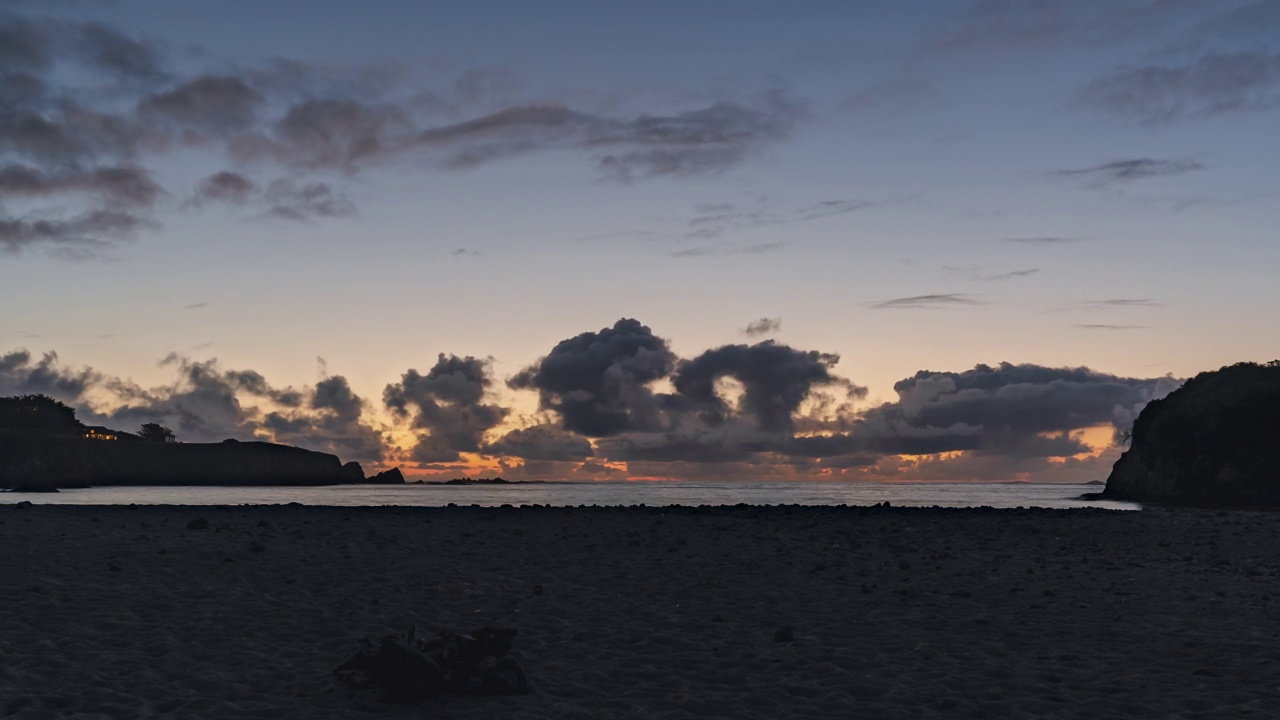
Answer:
[2,503,1278,719]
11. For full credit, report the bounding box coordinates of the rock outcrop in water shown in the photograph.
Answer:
[1103,361,1280,506]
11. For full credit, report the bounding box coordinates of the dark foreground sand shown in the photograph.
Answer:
[2,503,1278,719]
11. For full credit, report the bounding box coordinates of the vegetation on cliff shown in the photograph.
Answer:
[0,394,393,489]
[1104,361,1280,505]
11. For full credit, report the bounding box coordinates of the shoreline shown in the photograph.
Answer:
[4,504,1277,718]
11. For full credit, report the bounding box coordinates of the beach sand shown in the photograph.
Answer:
[2,503,1278,719]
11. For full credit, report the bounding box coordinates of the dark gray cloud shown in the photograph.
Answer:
[0,349,99,400]
[0,210,148,255]
[264,375,384,462]
[0,14,54,72]
[263,179,356,221]
[1049,158,1204,184]
[1,347,383,462]
[742,317,782,337]
[0,7,805,257]
[1079,52,1280,124]
[871,293,981,309]
[73,21,165,82]
[847,362,1180,457]
[384,354,508,463]
[483,424,593,462]
[230,98,414,171]
[139,75,263,132]
[672,341,864,433]
[191,171,257,205]
[510,318,677,438]
[0,163,161,206]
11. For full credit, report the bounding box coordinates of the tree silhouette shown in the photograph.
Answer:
[0,394,85,435]
[138,422,176,443]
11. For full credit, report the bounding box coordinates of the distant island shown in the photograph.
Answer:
[1103,361,1280,506]
[419,477,545,485]
[0,394,404,491]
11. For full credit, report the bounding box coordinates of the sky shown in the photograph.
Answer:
[1,0,1277,482]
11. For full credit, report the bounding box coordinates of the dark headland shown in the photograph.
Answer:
[0,394,402,491]
[1102,361,1280,507]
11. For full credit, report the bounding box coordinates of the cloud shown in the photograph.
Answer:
[848,362,1180,457]
[0,347,384,463]
[870,293,981,309]
[3,336,1185,481]
[0,210,149,255]
[384,354,509,463]
[0,163,162,206]
[139,75,264,132]
[0,7,806,257]
[191,171,257,206]
[929,0,1205,53]
[510,318,677,438]
[1076,324,1146,330]
[669,242,785,258]
[0,349,99,400]
[1085,298,1160,308]
[1079,52,1280,124]
[742,317,781,338]
[483,424,593,462]
[263,179,356,221]
[672,341,866,433]
[73,21,166,82]
[980,268,1039,281]
[947,265,1040,282]
[263,375,384,462]
[1004,236,1088,245]
[685,197,875,240]
[1049,158,1204,184]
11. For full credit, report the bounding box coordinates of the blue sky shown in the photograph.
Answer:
[1,0,1277,481]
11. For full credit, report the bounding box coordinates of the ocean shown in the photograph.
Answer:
[5,481,1138,510]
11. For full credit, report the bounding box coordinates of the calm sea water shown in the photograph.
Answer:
[5,482,1138,510]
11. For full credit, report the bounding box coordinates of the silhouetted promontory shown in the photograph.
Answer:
[1103,361,1280,506]
[0,394,403,490]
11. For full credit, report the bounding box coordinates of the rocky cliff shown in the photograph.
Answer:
[1104,361,1280,506]
[0,434,373,490]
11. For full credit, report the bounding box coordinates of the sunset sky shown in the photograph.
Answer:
[1,0,1277,481]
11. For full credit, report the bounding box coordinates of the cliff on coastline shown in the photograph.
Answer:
[1104,361,1280,506]
[0,433,369,490]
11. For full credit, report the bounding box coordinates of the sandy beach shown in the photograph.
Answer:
[2,503,1278,719]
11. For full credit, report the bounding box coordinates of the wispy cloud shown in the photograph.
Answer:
[1086,298,1161,308]
[870,293,981,309]
[1079,51,1280,125]
[669,242,785,258]
[1004,236,1089,245]
[1049,158,1204,184]
[1076,323,1146,330]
